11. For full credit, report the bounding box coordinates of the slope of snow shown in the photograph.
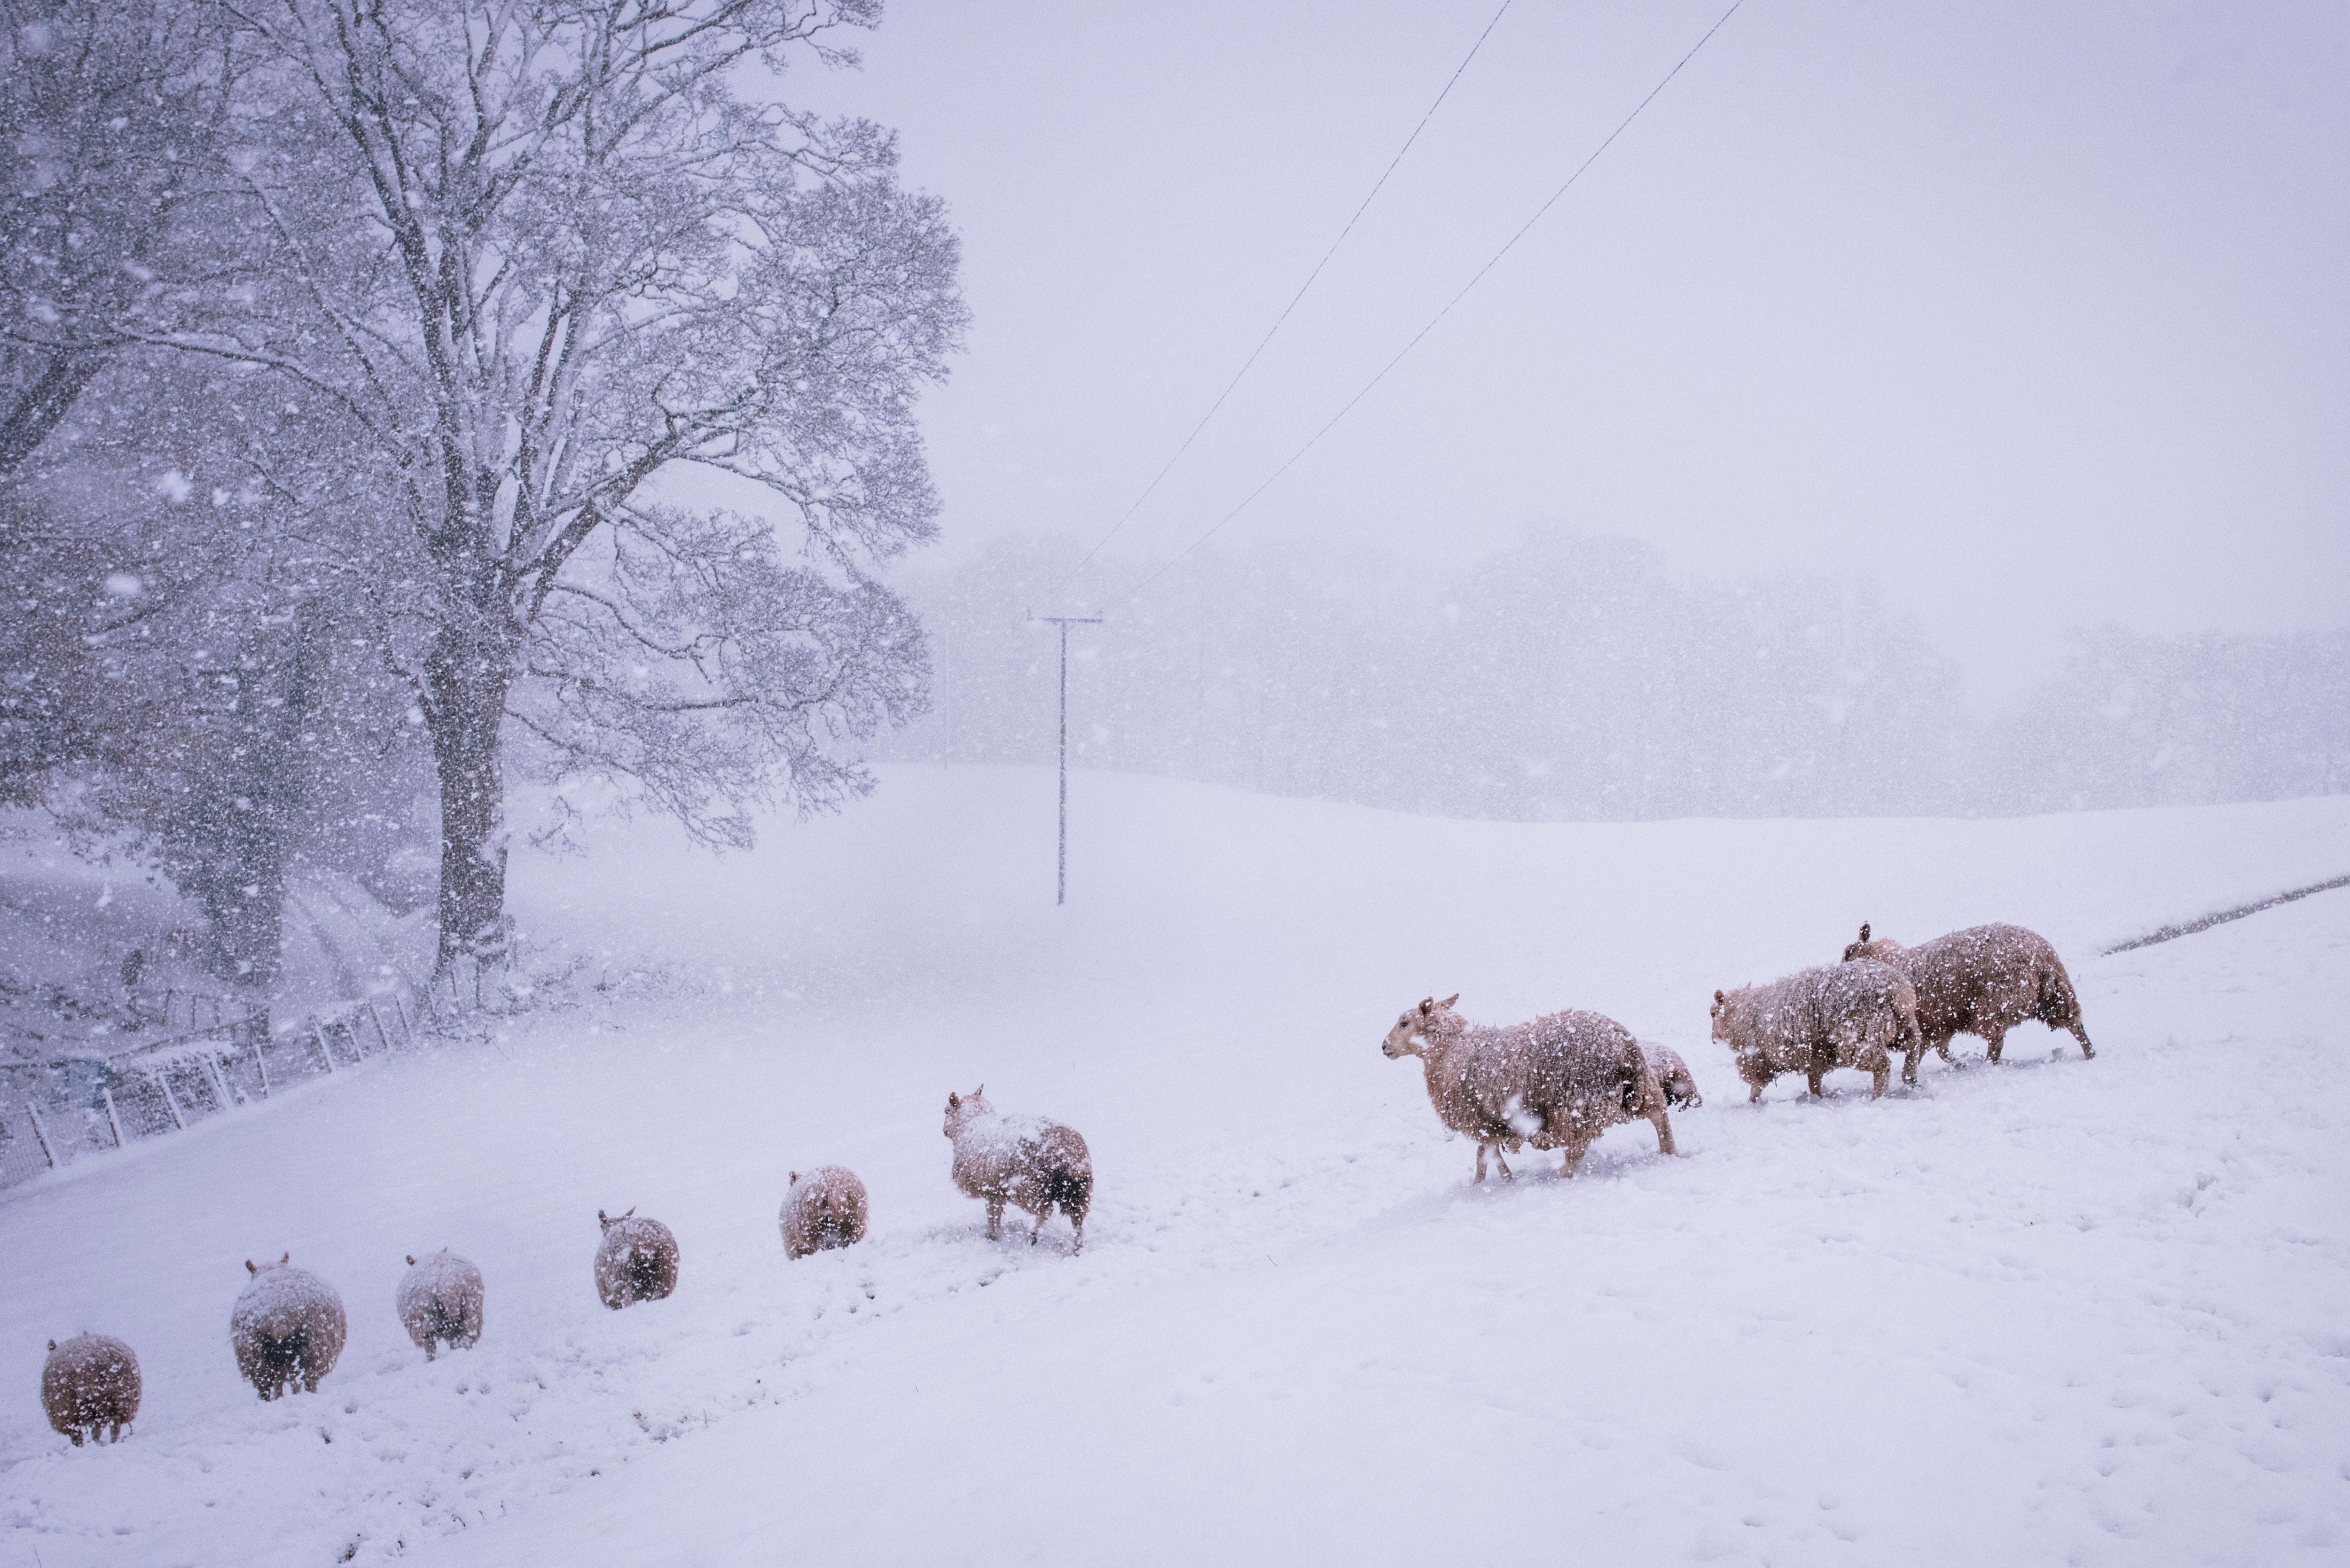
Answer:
[2,770,2346,1566]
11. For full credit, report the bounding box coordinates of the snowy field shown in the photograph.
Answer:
[4,768,2349,1566]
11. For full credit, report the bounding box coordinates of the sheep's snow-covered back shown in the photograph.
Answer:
[231,1264,342,1338]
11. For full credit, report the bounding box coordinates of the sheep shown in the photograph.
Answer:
[1843,921,2095,1065]
[41,1334,140,1445]
[780,1166,870,1260]
[230,1254,347,1400]
[942,1087,1093,1251]
[1641,1041,1703,1109]
[1381,995,1676,1181]
[396,1249,485,1359]
[593,1209,680,1309]
[1710,959,1922,1100]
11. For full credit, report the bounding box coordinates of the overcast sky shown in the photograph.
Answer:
[786,0,2348,699]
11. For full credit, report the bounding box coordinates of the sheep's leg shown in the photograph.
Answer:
[985,1197,1004,1240]
[1069,1213,1084,1254]
[1806,1062,1826,1097]
[2071,1022,2095,1060]
[1559,1137,1590,1178]
[1492,1143,1514,1181]
[1983,1025,2007,1064]
[1031,1205,1049,1245]
[1650,1105,1677,1157]
[1870,1060,1889,1098]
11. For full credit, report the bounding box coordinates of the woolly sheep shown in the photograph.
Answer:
[1641,1041,1703,1109]
[41,1333,140,1445]
[942,1087,1093,1251]
[593,1209,680,1309]
[396,1249,485,1359]
[1382,995,1676,1181]
[1709,960,1921,1100]
[1843,921,2094,1064]
[230,1254,347,1400]
[781,1166,870,1260]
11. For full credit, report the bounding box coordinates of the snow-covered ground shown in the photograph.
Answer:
[4,769,2348,1566]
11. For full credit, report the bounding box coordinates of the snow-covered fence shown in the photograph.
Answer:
[0,984,443,1192]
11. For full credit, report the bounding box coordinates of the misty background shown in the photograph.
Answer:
[823,0,2346,820]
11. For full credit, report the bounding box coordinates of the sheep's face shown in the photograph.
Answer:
[1708,989,1737,1045]
[943,1086,987,1139]
[1383,995,1459,1059]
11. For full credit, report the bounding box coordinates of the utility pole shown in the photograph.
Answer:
[1032,613,1103,905]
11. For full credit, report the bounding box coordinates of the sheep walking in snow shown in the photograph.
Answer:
[1709,960,1921,1101]
[781,1166,870,1259]
[1382,995,1676,1182]
[42,1334,140,1445]
[942,1087,1093,1251]
[1641,1041,1703,1109]
[231,1254,347,1400]
[397,1249,485,1359]
[1843,921,2094,1064]
[594,1209,680,1309]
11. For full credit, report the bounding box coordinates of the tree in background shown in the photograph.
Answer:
[166,0,964,969]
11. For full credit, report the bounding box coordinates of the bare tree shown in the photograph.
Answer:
[0,0,240,484]
[165,0,965,967]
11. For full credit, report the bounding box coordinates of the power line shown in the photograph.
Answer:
[1052,0,1518,590]
[1106,0,1749,611]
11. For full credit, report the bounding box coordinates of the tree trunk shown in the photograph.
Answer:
[424,613,517,971]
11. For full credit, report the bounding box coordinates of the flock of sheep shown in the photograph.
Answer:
[35,917,2090,1449]
[1383,918,2093,1181]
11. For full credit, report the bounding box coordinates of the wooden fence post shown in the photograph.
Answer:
[204,1051,236,1109]
[157,1071,186,1131]
[25,1106,57,1170]
[367,1003,392,1054]
[313,1022,336,1074]
[100,1086,125,1148]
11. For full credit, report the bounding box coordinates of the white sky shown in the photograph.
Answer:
[788,0,2349,700]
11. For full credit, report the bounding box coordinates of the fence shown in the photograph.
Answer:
[0,979,457,1193]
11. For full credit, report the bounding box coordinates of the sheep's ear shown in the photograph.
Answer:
[622,1207,635,1220]
[598,1209,610,1227]
[947,1092,959,1108]
[406,1255,416,1266]
[788,1170,799,1185]
[279,1251,290,1264]
[1714,989,1725,1004]
[245,1259,257,1275]
[1439,993,1458,1009]
[973,1084,984,1100]
[1858,922,1870,942]
[1418,997,1434,1015]
[48,1339,57,1351]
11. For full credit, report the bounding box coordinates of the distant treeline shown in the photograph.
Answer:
[874,534,2349,820]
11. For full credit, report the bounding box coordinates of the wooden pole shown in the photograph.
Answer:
[156,1071,186,1131]
[25,1105,56,1169]
[204,1050,235,1109]
[1032,613,1102,906]
[100,1086,125,1147]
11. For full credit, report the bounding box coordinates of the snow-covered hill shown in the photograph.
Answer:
[4,769,2347,1566]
